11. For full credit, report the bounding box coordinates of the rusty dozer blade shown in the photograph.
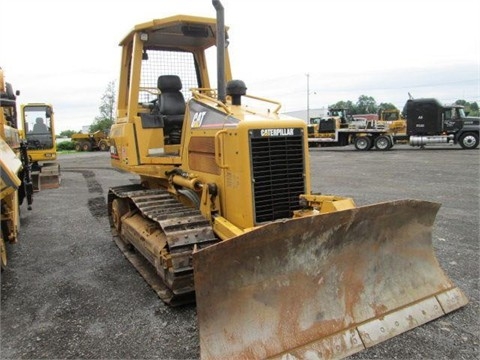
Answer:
[193,199,468,360]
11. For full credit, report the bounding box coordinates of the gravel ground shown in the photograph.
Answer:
[1,144,479,359]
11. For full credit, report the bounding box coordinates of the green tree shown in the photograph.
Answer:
[377,102,398,115]
[378,102,397,111]
[59,130,77,138]
[469,102,479,116]
[56,141,76,151]
[90,118,115,134]
[90,80,116,133]
[328,100,355,113]
[455,99,479,116]
[355,95,377,114]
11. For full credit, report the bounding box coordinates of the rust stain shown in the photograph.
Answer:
[195,200,456,360]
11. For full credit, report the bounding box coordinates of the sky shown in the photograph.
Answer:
[1,0,479,133]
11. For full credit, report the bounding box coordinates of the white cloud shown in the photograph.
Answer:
[1,0,479,132]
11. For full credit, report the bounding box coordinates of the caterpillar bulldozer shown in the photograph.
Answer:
[0,68,33,270]
[107,2,468,359]
[20,103,61,191]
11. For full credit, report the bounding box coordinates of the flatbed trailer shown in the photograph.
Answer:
[308,98,479,151]
[308,127,404,150]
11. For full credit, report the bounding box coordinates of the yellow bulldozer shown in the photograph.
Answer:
[0,68,33,270]
[20,103,61,191]
[106,2,468,359]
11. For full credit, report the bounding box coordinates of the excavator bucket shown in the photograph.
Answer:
[31,163,61,192]
[193,199,468,360]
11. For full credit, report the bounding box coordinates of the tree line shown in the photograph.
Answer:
[329,95,479,116]
[59,86,479,137]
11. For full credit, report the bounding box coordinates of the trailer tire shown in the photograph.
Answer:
[354,136,371,151]
[374,135,392,150]
[459,132,479,149]
[74,143,82,152]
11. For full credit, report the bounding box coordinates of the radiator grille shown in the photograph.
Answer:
[250,130,305,223]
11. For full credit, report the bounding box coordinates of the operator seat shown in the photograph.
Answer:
[158,75,185,144]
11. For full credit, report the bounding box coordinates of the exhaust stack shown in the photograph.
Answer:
[212,0,226,103]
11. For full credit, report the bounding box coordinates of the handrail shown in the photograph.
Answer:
[139,86,160,95]
[243,94,282,114]
[214,129,228,169]
[191,88,282,114]
[191,88,232,114]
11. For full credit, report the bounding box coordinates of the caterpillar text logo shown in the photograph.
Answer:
[261,128,295,137]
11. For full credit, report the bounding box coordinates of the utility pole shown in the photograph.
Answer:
[306,73,310,123]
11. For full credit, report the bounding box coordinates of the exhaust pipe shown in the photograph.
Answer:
[212,0,226,103]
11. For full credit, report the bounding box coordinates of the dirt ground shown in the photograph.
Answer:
[1,144,479,359]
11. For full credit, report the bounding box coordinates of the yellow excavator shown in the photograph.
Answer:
[0,68,33,270]
[20,103,61,191]
[107,2,468,359]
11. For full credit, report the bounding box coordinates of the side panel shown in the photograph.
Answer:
[110,121,140,167]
